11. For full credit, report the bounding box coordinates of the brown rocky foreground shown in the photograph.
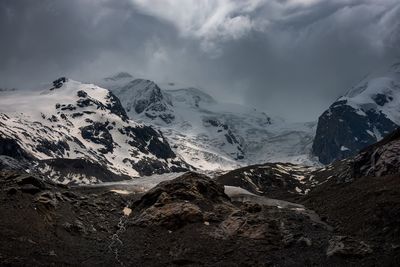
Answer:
[1,169,399,266]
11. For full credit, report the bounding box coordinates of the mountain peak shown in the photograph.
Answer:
[104,72,133,81]
[313,61,400,164]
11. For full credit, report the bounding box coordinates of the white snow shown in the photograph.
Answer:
[0,79,184,184]
[103,75,321,171]
[110,189,131,195]
[340,146,350,151]
[342,65,400,128]
[224,185,256,197]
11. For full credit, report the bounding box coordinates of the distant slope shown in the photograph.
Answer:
[101,73,319,171]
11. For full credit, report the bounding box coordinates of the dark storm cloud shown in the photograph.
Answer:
[0,0,179,88]
[1,0,399,121]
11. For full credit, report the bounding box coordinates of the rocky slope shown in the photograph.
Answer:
[1,128,399,266]
[217,128,400,265]
[303,129,400,261]
[0,78,189,184]
[100,73,318,171]
[1,160,399,266]
[313,62,400,164]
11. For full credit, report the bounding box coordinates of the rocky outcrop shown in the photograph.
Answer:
[131,172,233,229]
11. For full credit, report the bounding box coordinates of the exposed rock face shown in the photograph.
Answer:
[313,100,397,164]
[0,137,32,160]
[313,63,400,164]
[121,126,176,159]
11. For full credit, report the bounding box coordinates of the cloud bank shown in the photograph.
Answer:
[0,0,399,121]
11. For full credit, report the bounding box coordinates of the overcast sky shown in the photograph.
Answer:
[1,0,399,121]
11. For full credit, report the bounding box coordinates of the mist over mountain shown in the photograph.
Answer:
[1,0,400,121]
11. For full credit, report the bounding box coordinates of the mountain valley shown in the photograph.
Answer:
[1,66,400,266]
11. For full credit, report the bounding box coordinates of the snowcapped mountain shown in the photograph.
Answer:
[0,78,189,184]
[100,73,319,171]
[313,62,400,164]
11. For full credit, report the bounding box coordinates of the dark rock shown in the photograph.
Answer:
[122,126,176,159]
[71,112,84,118]
[35,139,70,157]
[77,90,87,98]
[373,93,392,106]
[60,104,76,111]
[0,138,31,160]
[81,122,114,153]
[313,100,397,164]
[129,158,168,176]
[53,77,66,89]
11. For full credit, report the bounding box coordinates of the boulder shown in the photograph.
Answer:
[131,172,234,229]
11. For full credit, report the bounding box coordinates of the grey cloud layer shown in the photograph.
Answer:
[0,0,399,121]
